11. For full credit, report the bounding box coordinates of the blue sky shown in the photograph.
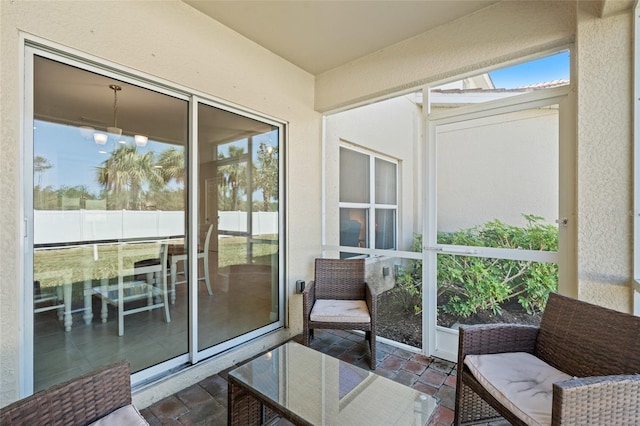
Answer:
[34,120,167,194]
[489,51,570,89]
[35,120,278,199]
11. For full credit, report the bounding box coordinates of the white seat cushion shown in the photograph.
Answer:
[88,404,149,426]
[310,299,371,323]
[464,352,572,426]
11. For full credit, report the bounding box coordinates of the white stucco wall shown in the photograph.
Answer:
[436,108,559,231]
[0,0,320,407]
[576,2,634,310]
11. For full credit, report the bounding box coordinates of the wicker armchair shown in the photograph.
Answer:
[302,258,376,369]
[0,360,145,425]
[454,293,640,425]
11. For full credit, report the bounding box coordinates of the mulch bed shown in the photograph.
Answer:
[377,289,542,348]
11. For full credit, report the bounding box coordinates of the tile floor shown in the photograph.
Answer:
[33,263,275,392]
[141,329,507,426]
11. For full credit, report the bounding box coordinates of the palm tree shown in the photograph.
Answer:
[157,147,186,185]
[217,145,247,211]
[254,142,278,211]
[96,145,163,210]
[34,156,52,209]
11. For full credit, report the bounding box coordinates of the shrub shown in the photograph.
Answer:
[392,215,558,318]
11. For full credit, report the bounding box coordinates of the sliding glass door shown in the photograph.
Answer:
[196,103,281,352]
[25,47,284,393]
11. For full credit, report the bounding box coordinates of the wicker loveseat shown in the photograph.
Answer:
[0,360,147,425]
[454,293,640,425]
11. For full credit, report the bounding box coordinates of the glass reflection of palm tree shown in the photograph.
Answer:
[34,155,52,209]
[217,145,247,211]
[157,147,185,185]
[96,145,163,210]
[254,143,278,212]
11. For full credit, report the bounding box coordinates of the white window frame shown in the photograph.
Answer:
[339,144,399,253]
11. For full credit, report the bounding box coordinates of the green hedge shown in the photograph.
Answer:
[393,215,558,318]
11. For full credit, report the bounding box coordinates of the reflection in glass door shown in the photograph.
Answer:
[427,97,565,360]
[27,48,284,394]
[197,103,281,351]
[30,54,189,391]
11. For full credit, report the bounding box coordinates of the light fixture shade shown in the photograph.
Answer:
[107,126,122,137]
[93,133,108,145]
[79,126,95,138]
[134,135,148,147]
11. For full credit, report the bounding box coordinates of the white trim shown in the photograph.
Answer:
[375,334,422,354]
[424,245,558,264]
[189,96,199,363]
[424,85,438,359]
[634,1,640,316]
[21,42,35,398]
[321,116,328,253]
[428,86,569,122]
[325,245,422,260]
[279,122,287,327]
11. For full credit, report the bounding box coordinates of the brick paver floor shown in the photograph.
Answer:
[141,330,509,425]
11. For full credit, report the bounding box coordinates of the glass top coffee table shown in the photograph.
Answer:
[228,341,438,425]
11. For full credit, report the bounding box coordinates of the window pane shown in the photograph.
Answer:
[198,103,280,350]
[339,208,367,258]
[340,147,369,203]
[217,138,247,160]
[339,208,367,247]
[375,209,396,249]
[375,158,397,205]
[33,56,188,390]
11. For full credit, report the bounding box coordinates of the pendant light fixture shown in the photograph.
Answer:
[94,84,122,145]
[93,84,148,147]
[134,134,148,147]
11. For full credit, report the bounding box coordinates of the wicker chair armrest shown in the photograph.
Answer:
[552,375,640,425]
[457,324,539,365]
[365,282,376,317]
[0,360,131,426]
[302,280,316,317]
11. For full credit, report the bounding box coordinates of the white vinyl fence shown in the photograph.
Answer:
[34,210,278,245]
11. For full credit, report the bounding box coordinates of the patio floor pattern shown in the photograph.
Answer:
[141,329,509,426]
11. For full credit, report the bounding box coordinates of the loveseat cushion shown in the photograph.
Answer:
[88,404,148,426]
[464,352,572,426]
[310,299,370,323]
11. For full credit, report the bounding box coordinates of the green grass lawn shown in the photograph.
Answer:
[34,235,279,288]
